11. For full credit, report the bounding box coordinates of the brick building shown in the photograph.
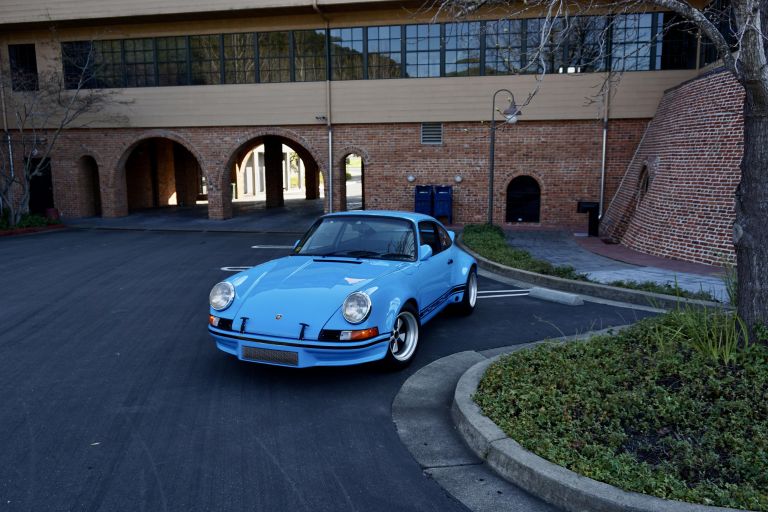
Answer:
[0,0,742,263]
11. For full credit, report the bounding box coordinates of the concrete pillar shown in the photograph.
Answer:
[304,159,319,200]
[264,137,284,208]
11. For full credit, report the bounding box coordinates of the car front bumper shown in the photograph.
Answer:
[208,326,391,368]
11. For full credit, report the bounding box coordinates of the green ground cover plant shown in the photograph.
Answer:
[461,224,719,302]
[606,279,717,301]
[0,211,60,231]
[475,314,768,510]
[461,224,584,280]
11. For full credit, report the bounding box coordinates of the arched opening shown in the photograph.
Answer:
[124,138,203,213]
[227,135,323,216]
[344,153,364,211]
[78,156,101,217]
[506,176,541,223]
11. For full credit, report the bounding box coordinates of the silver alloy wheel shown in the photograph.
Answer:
[389,310,419,362]
[468,271,478,307]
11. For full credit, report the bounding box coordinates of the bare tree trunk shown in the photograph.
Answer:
[731,0,768,341]
[735,89,768,340]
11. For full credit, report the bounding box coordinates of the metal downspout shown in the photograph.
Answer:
[313,0,333,212]
[598,79,611,220]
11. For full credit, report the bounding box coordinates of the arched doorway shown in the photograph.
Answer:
[78,156,101,216]
[227,135,323,216]
[343,153,364,211]
[506,176,541,223]
[124,138,203,212]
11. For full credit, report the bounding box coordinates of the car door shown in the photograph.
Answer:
[416,221,453,319]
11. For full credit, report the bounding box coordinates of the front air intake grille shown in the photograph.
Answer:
[242,346,299,366]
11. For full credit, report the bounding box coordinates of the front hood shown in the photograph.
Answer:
[231,256,401,339]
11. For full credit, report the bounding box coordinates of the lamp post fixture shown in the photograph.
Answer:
[488,89,521,225]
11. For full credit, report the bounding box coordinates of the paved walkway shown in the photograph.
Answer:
[504,231,729,302]
[67,197,325,234]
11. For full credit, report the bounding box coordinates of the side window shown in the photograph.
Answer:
[418,221,442,255]
[437,225,452,251]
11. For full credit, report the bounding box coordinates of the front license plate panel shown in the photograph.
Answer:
[242,346,299,366]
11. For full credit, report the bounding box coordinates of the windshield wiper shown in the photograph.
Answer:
[379,253,414,261]
[319,250,379,258]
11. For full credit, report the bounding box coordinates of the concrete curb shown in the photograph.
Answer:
[451,332,753,512]
[457,238,724,311]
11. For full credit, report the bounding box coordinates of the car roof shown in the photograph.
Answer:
[322,210,438,223]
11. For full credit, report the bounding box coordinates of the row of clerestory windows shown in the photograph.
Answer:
[58,13,699,90]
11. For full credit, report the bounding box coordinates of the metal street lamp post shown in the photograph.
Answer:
[488,89,521,225]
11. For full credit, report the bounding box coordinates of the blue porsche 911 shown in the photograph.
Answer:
[207,211,477,369]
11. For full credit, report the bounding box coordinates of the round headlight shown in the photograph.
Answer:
[209,281,235,311]
[342,292,372,324]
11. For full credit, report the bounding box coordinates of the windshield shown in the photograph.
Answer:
[294,216,417,261]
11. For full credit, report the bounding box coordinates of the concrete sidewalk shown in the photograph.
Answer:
[66,197,325,234]
[504,231,729,302]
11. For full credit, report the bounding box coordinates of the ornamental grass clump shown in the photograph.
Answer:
[474,314,768,510]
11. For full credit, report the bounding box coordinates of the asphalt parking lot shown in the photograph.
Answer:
[0,229,653,512]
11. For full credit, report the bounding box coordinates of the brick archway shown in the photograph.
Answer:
[338,146,370,211]
[218,127,326,219]
[109,130,206,217]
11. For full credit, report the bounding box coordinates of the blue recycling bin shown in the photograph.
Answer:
[433,185,453,224]
[414,185,434,216]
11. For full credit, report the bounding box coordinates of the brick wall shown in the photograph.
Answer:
[44,119,646,229]
[600,69,744,266]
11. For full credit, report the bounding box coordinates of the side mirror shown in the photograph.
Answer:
[420,244,433,261]
[448,230,456,242]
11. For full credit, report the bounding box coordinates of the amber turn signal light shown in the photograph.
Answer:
[339,327,379,341]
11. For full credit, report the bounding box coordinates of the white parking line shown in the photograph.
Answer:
[478,293,530,299]
[477,289,531,299]
[251,245,293,249]
[477,289,530,294]
[221,266,252,272]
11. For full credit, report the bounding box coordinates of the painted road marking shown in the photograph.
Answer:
[477,289,531,299]
[221,266,252,272]
[251,245,293,249]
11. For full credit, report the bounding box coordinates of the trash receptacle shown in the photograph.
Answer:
[577,201,600,237]
[414,185,434,216]
[434,185,453,224]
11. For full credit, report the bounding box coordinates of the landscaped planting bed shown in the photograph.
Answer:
[474,314,768,510]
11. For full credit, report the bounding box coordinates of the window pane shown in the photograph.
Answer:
[156,36,188,86]
[92,40,123,87]
[62,42,92,89]
[124,38,156,87]
[485,19,524,74]
[223,33,255,83]
[294,29,327,82]
[190,35,221,85]
[444,22,481,76]
[330,27,363,80]
[611,13,657,71]
[563,16,608,72]
[259,31,290,83]
[367,25,401,79]
[405,24,440,77]
[526,18,566,73]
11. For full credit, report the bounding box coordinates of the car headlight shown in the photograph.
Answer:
[342,292,372,324]
[209,281,235,311]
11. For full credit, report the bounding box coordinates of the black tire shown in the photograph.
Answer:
[456,266,478,316]
[381,304,420,370]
